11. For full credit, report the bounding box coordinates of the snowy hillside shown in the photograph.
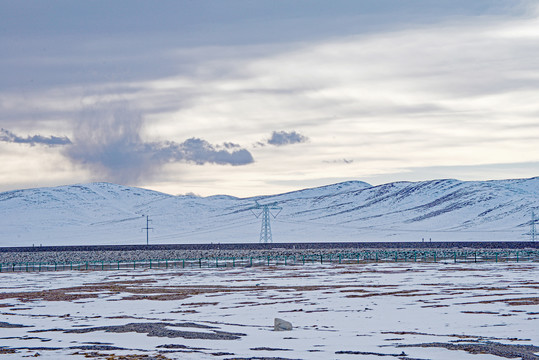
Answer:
[0,178,538,246]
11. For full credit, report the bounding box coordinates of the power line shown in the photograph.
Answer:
[150,219,259,241]
[274,218,522,234]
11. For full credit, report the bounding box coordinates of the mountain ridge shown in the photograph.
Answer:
[0,177,537,246]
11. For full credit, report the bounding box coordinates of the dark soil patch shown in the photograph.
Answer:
[399,341,539,360]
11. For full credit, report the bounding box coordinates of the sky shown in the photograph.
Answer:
[1,0,538,197]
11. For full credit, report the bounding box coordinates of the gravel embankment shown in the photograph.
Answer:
[0,242,537,264]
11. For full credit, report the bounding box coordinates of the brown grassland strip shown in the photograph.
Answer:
[0,283,366,302]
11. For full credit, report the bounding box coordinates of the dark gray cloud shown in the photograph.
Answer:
[63,103,253,184]
[267,130,308,146]
[2,1,522,91]
[0,128,72,146]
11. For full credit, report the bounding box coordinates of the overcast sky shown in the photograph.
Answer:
[1,0,538,196]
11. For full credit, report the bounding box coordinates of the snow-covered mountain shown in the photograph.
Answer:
[1,178,538,246]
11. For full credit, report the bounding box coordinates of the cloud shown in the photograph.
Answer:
[267,130,308,146]
[0,128,72,146]
[64,102,253,184]
[177,138,253,165]
[1,2,538,196]
[323,159,354,164]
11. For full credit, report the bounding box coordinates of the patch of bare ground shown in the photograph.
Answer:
[223,357,302,360]
[345,290,437,298]
[398,341,539,360]
[461,311,500,314]
[71,352,171,359]
[169,310,198,314]
[449,286,510,292]
[0,286,105,302]
[460,297,539,306]
[0,348,17,354]
[381,331,530,342]
[85,279,159,286]
[0,321,30,328]
[335,350,408,357]
[437,267,505,272]
[61,322,247,340]
[5,282,361,302]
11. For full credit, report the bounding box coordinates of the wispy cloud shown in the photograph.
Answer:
[0,128,72,146]
[323,159,354,164]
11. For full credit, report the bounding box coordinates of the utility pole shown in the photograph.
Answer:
[142,215,153,245]
[250,201,282,243]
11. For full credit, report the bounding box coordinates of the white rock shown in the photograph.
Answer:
[274,317,292,331]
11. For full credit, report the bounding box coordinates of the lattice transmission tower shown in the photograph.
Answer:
[250,201,282,243]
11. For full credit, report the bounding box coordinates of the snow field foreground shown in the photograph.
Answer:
[0,263,538,360]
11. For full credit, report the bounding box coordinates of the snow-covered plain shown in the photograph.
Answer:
[1,177,539,247]
[1,262,538,359]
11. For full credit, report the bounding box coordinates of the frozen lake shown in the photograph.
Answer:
[0,262,538,359]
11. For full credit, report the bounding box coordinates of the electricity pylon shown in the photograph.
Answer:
[250,201,282,243]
